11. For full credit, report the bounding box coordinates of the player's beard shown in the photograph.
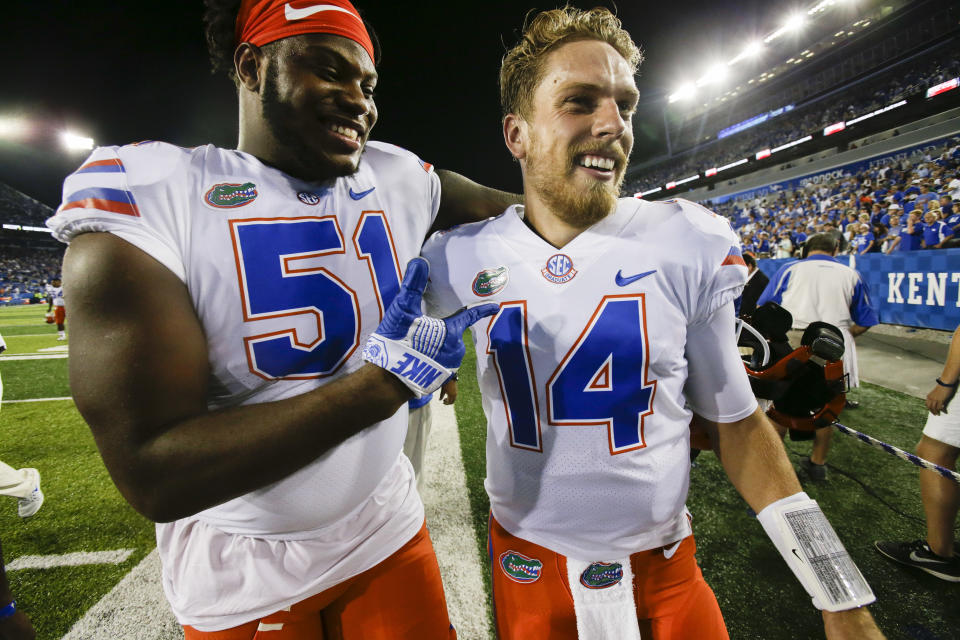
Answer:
[525,132,625,228]
[260,62,358,180]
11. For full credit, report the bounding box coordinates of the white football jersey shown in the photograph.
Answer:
[48,140,439,629]
[48,286,64,307]
[423,198,758,561]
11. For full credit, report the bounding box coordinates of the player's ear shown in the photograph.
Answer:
[235,42,266,92]
[503,113,527,161]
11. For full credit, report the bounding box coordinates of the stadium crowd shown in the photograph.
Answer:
[706,137,960,258]
[628,53,960,194]
[0,248,64,303]
[0,184,54,228]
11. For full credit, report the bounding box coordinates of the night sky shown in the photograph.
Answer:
[4,0,804,207]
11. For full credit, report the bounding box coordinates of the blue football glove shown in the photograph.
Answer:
[362,257,498,397]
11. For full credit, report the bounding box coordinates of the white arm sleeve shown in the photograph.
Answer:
[684,301,758,422]
[757,492,876,611]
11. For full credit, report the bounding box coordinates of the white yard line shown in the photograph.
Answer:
[423,401,492,640]
[8,549,134,571]
[62,401,490,639]
[0,353,68,360]
[61,549,184,640]
[2,397,72,404]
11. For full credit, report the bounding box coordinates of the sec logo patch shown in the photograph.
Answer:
[541,253,577,284]
[297,191,321,205]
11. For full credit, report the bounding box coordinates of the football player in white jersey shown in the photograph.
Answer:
[46,1,511,638]
[421,7,883,640]
[45,278,66,341]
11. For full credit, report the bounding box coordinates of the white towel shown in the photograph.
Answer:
[566,556,641,640]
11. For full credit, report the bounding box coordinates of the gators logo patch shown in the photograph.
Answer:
[205,182,258,208]
[580,562,624,589]
[472,266,508,297]
[499,550,543,584]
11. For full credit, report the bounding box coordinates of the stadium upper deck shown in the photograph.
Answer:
[627,0,960,198]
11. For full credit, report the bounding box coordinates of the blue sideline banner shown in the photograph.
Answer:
[758,249,960,331]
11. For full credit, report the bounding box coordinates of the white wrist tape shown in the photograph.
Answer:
[362,333,455,398]
[757,492,875,611]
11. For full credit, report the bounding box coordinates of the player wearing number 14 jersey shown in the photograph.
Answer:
[424,8,882,640]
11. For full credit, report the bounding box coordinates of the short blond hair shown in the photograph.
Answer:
[499,6,642,119]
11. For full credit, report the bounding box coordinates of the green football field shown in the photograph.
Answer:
[0,302,956,639]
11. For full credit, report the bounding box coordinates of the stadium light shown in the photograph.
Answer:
[60,130,94,152]
[807,0,838,15]
[698,63,728,86]
[765,12,805,43]
[0,116,30,141]
[668,83,697,103]
[743,40,763,58]
[784,13,806,32]
[728,40,764,66]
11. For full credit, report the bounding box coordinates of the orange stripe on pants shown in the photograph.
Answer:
[184,521,455,640]
[488,515,728,640]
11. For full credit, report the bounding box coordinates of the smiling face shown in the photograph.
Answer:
[505,39,638,229]
[241,34,378,181]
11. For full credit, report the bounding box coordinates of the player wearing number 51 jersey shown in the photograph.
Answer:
[49,137,442,631]
[424,7,883,640]
[45,1,516,637]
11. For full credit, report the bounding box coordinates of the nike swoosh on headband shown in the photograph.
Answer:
[285,3,354,21]
[615,269,657,286]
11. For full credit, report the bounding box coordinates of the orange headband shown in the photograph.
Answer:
[236,0,375,64]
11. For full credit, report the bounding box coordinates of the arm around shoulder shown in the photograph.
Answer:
[434,170,520,231]
[64,233,412,522]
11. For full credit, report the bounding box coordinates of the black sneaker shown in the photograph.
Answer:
[800,456,827,481]
[874,540,960,582]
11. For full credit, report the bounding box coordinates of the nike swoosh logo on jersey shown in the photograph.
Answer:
[285,3,354,21]
[615,269,657,286]
[349,187,376,200]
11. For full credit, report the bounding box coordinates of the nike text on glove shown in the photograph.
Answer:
[362,257,498,397]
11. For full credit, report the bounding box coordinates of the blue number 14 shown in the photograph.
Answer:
[487,295,657,455]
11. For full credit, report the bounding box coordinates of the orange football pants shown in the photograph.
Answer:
[488,515,728,640]
[54,306,66,324]
[184,522,455,640]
